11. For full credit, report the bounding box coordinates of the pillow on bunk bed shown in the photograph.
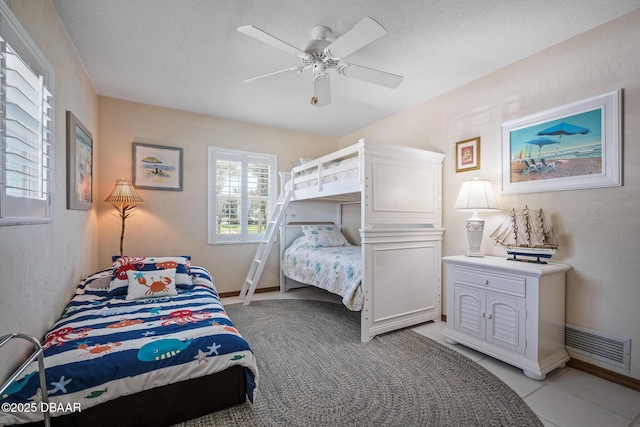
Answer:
[301,224,350,247]
[108,256,192,296]
[293,157,315,167]
[293,157,317,176]
[125,268,178,300]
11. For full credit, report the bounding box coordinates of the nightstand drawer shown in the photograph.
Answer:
[453,266,526,296]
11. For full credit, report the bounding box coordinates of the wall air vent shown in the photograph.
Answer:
[565,323,630,370]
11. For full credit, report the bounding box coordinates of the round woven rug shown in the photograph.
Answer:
[176,299,542,427]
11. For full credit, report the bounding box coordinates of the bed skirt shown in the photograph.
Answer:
[22,365,247,427]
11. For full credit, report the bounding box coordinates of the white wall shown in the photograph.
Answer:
[0,0,99,377]
[97,97,337,295]
[339,10,640,380]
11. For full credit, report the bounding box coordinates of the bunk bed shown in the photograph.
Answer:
[0,260,258,427]
[279,139,445,342]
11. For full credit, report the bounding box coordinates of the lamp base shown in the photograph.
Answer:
[465,250,485,257]
[465,216,485,257]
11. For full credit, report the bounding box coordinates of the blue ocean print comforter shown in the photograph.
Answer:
[0,267,258,425]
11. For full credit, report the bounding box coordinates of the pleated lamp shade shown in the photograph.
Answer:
[104,179,143,204]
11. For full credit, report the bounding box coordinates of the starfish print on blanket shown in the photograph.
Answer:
[207,342,221,356]
[28,388,44,403]
[49,376,72,395]
[194,349,209,364]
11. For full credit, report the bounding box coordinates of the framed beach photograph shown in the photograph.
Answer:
[66,111,93,210]
[455,137,480,172]
[500,89,621,194]
[132,143,183,191]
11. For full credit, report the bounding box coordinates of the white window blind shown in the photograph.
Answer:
[0,2,54,225]
[208,147,276,243]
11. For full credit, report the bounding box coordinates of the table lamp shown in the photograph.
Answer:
[453,177,500,257]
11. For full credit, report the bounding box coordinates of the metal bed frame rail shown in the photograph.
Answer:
[0,333,50,427]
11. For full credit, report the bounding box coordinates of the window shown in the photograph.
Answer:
[0,2,54,225]
[208,147,277,243]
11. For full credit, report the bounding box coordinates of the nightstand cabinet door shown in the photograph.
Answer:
[453,285,526,354]
[453,285,484,339]
[486,293,526,354]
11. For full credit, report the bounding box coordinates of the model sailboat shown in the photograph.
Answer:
[490,206,559,263]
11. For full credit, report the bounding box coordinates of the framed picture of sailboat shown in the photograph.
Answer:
[500,89,622,194]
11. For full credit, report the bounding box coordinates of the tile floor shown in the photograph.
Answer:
[222,287,640,427]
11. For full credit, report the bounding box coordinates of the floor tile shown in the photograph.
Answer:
[438,340,490,363]
[412,322,486,362]
[547,367,640,420]
[539,417,559,427]
[411,320,446,341]
[525,385,631,427]
[476,356,547,398]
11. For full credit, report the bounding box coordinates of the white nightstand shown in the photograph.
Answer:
[441,255,570,380]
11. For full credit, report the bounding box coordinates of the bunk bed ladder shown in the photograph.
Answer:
[0,333,50,427]
[239,190,291,305]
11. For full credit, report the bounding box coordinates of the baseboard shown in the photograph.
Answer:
[567,358,640,392]
[218,286,279,299]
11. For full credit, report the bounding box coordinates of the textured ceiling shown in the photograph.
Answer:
[52,0,640,138]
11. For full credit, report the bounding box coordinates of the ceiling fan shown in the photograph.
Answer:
[237,17,403,107]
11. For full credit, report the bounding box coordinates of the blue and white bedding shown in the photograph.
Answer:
[0,266,258,425]
[282,236,363,310]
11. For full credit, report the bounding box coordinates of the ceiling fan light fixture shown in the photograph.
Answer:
[312,62,328,78]
[238,16,403,106]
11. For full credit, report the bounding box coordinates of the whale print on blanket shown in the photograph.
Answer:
[137,338,192,362]
[0,266,258,426]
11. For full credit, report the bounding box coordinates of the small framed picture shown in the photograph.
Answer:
[132,143,183,191]
[455,137,480,173]
[66,111,93,210]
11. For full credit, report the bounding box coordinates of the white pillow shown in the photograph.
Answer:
[126,268,178,300]
[109,256,192,296]
[301,224,350,247]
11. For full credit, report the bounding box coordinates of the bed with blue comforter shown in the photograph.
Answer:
[0,259,258,426]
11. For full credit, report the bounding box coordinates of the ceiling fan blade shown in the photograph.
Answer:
[243,67,306,84]
[238,25,310,59]
[324,17,386,60]
[337,63,403,89]
[312,75,331,107]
